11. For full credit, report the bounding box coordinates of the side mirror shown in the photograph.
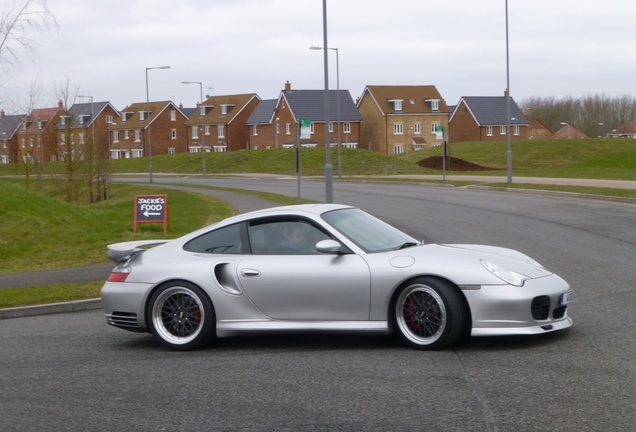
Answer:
[316,239,342,254]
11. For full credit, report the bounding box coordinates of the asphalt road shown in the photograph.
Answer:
[1,177,635,431]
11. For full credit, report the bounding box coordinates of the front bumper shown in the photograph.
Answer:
[464,273,573,337]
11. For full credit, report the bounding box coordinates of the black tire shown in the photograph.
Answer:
[394,277,466,350]
[147,281,215,351]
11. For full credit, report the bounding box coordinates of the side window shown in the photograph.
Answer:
[248,219,330,255]
[184,223,243,254]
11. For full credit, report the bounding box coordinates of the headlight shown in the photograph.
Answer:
[481,260,530,287]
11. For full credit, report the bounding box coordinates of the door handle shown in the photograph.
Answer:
[241,268,261,277]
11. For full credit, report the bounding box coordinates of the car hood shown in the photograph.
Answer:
[431,243,552,279]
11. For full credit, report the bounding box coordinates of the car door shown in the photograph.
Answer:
[237,218,372,321]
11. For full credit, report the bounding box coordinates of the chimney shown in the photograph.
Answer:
[58,100,64,108]
[504,88,509,98]
[0,109,4,117]
[285,80,291,92]
[179,103,183,109]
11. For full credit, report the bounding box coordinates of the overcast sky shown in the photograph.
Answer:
[2,0,634,113]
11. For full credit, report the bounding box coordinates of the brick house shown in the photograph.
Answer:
[606,121,636,138]
[553,124,588,139]
[246,81,362,151]
[184,93,260,153]
[109,101,188,159]
[16,102,64,163]
[449,95,529,143]
[357,85,450,154]
[0,109,25,163]
[523,108,553,139]
[55,101,120,161]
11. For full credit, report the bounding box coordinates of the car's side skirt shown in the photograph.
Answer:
[216,320,389,337]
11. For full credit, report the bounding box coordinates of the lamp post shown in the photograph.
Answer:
[560,122,571,138]
[505,0,512,183]
[182,81,207,175]
[310,45,341,178]
[275,117,279,149]
[146,65,170,183]
[320,0,333,203]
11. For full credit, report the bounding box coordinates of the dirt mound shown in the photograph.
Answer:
[417,156,496,171]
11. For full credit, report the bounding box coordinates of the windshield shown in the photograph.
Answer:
[321,208,419,253]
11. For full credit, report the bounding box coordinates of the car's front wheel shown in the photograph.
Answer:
[147,282,215,351]
[394,277,466,350]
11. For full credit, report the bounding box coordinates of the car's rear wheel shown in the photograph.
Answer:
[394,277,466,350]
[148,282,215,351]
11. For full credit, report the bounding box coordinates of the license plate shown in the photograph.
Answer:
[560,291,573,306]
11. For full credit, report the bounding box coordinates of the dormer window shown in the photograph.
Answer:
[37,119,43,130]
[220,104,234,116]
[121,112,132,122]
[60,117,67,127]
[139,111,147,121]
[426,99,440,111]
[389,99,403,111]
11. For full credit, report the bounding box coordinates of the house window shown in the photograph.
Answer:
[221,105,228,115]
[60,134,66,144]
[214,146,227,152]
[124,130,130,139]
[414,123,421,134]
[37,119,43,130]
[113,131,119,143]
[170,110,176,121]
[106,115,113,123]
[431,122,441,134]
[343,122,351,134]
[253,125,258,135]
[310,123,315,134]
[139,111,145,121]
[514,126,520,136]
[486,126,493,136]
[168,148,176,155]
[78,116,84,125]
[192,127,199,139]
[134,130,141,142]
[79,133,85,144]
[394,144,404,154]
[218,125,225,138]
[286,123,291,135]
[205,126,210,135]
[329,122,334,133]
[394,123,404,135]
[430,100,440,111]
[500,126,506,135]
[132,149,143,158]
[60,117,66,126]
[390,100,403,111]
[171,129,177,139]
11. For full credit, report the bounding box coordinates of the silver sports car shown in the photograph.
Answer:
[101,203,573,351]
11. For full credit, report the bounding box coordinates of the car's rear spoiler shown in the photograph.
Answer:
[107,240,171,264]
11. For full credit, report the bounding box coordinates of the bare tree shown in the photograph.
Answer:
[0,0,57,70]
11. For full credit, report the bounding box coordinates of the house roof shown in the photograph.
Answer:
[185,93,260,126]
[609,121,636,135]
[55,101,117,129]
[553,125,588,139]
[281,89,362,123]
[360,85,451,115]
[246,99,278,125]
[23,107,62,134]
[452,96,528,126]
[0,113,26,139]
[112,101,181,130]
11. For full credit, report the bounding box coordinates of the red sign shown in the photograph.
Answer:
[134,194,169,233]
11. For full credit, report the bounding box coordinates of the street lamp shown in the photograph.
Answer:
[505,0,512,183]
[182,81,207,175]
[320,0,333,203]
[146,65,171,183]
[275,117,280,149]
[310,45,341,178]
[560,122,571,138]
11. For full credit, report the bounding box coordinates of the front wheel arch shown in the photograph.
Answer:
[390,276,469,350]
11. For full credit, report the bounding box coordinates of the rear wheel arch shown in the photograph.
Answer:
[145,279,217,351]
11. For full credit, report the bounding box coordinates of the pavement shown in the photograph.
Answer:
[2,175,635,320]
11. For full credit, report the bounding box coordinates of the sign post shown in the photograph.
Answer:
[298,119,311,203]
[134,194,169,233]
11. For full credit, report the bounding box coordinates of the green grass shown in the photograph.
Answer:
[0,282,103,309]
